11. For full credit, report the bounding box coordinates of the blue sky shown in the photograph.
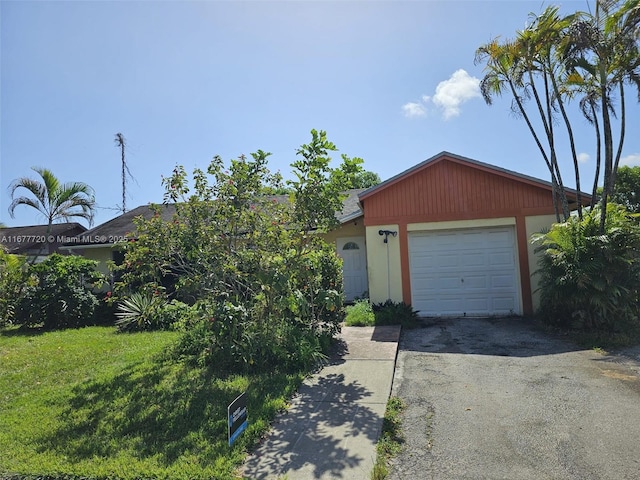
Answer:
[2,0,639,228]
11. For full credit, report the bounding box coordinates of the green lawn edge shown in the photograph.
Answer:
[0,326,305,480]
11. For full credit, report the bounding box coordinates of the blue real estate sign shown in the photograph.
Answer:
[228,392,248,446]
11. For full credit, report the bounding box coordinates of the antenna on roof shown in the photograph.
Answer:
[114,133,136,214]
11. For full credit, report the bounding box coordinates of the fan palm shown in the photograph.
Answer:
[8,167,95,256]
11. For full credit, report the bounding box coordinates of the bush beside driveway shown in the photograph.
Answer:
[389,317,640,480]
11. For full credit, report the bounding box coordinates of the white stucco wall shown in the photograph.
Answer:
[525,214,558,311]
[365,224,402,304]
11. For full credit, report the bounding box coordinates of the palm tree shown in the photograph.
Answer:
[476,0,639,227]
[562,0,640,231]
[523,6,586,218]
[8,167,95,257]
[475,37,570,221]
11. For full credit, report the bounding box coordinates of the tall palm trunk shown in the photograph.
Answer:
[599,69,614,233]
[528,69,570,220]
[612,82,627,185]
[590,102,603,208]
[549,65,583,218]
[507,78,564,221]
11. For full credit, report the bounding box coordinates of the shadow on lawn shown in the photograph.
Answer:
[0,325,45,337]
[37,355,298,468]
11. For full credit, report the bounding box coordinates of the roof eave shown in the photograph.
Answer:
[358,151,592,203]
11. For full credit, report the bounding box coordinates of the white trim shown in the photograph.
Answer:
[62,243,113,251]
[407,217,515,232]
[340,211,364,224]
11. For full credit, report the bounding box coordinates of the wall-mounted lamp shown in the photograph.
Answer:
[378,229,397,243]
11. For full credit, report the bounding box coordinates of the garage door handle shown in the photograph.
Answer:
[461,278,464,283]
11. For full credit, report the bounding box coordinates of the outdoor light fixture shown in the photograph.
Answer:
[378,229,398,300]
[378,229,397,243]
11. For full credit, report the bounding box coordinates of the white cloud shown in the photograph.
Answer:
[402,102,427,118]
[432,69,481,119]
[621,153,640,166]
[402,69,481,121]
[577,152,590,164]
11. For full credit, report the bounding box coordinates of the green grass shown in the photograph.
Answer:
[344,300,376,327]
[0,326,305,480]
[345,300,421,328]
[371,396,405,480]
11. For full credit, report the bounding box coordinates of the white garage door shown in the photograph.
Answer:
[408,227,520,316]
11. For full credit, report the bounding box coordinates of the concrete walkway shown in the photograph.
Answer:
[241,325,401,480]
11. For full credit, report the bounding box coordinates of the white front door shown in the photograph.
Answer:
[337,237,368,302]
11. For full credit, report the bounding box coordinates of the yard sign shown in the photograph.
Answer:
[228,392,248,446]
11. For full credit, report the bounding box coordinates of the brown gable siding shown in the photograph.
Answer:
[359,154,578,316]
[363,159,555,225]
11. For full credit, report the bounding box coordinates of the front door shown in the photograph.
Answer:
[336,237,368,302]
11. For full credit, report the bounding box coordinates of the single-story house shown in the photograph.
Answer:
[62,204,178,279]
[0,222,87,262]
[61,193,365,280]
[65,152,588,316]
[328,151,587,316]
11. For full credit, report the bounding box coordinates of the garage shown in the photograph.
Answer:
[358,152,587,315]
[408,226,520,316]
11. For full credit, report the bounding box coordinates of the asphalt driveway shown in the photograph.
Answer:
[389,317,640,480]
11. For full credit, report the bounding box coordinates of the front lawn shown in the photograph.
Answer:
[0,326,304,480]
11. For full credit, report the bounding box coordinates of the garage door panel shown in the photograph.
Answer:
[409,227,520,316]
[439,276,463,291]
[431,297,469,314]
[434,232,458,242]
[487,229,513,244]
[492,296,517,311]
[460,252,486,267]
[491,274,516,289]
[435,254,460,269]
[465,297,491,312]
[489,252,514,267]
[463,275,487,289]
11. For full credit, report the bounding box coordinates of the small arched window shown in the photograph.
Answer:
[343,241,360,250]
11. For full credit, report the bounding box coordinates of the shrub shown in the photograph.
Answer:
[532,204,640,333]
[0,249,27,326]
[115,292,167,332]
[115,293,195,332]
[345,300,420,328]
[345,300,375,326]
[14,254,104,329]
[373,300,420,327]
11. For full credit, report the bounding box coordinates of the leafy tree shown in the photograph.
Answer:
[8,167,95,258]
[117,130,356,373]
[289,129,363,235]
[610,165,640,212]
[343,170,381,189]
